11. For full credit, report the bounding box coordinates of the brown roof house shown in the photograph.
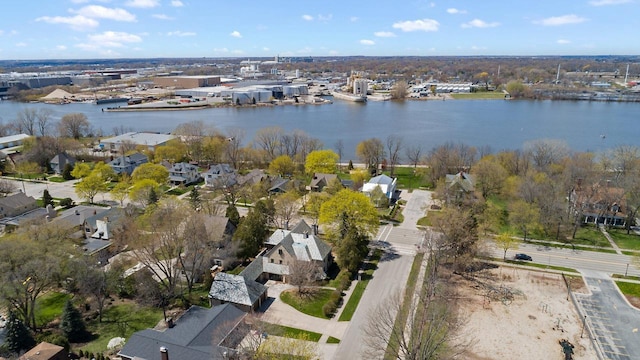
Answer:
[569,180,627,227]
[445,171,475,204]
[0,192,39,219]
[309,173,337,192]
[19,342,68,360]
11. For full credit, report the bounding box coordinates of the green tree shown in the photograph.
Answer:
[319,189,379,241]
[226,203,240,226]
[110,177,131,206]
[356,138,385,172]
[5,311,35,354]
[471,155,508,199]
[42,189,54,208]
[92,161,116,182]
[370,185,389,208]
[131,163,170,184]
[129,179,161,206]
[75,174,107,203]
[148,187,159,206]
[188,186,201,210]
[60,300,87,342]
[71,162,91,179]
[305,149,339,174]
[495,232,520,260]
[335,226,369,273]
[508,199,542,242]
[62,163,74,180]
[268,154,295,177]
[154,139,189,163]
[233,207,269,260]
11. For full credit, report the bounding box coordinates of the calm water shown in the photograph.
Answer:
[0,98,638,161]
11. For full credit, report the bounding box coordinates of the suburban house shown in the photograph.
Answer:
[49,153,76,174]
[569,181,627,227]
[0,133,30,156]
[169,162,201,185]
[309,173,337,192]
[362,174,398,200]
[208,272,268,312]
[118,304,246,360]
[82,207,126,264]
[100,132,175,153]
[202,215,238,270]
[445,171,475,203]
[203,163,237,189]
[239,220,332,283]
[19,342,68,360]
[237,169,267,187]
[108,153,148,175]
[268,177,291,194]
[0,192,38,219]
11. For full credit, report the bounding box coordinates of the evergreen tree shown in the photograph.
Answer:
[335,225,369,273]
[147,187,159,206]
[62,163,74,180]
[60,300,87,342]
[233,208,269,260]
[188,186,201,210]
[348,160,354,170]
[225,203,240,226]
[5,311,36,353]
[42,189,54,208]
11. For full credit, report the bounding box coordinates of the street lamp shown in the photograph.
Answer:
[580,315,587,338]
[625,263,630,277]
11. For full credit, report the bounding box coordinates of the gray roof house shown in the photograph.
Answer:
[118,304,246,360]
[0,192,39,219]
[169,162,201,185]
[100,132,175,153]
[108,152,148,175]
[208,272,268,312]
[362,174,397,200]
[309,173,337,192]
[49,153,76,174]
[203,164,237,189]
[445,171,475,203]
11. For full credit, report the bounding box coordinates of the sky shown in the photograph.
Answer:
[0,0,638,60]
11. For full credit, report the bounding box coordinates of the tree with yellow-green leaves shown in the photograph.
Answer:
[111,175,131,206]
[268,155,295,177]
[131,163,169,185]
[305,149,339,174]
[71,162,91,179]
[129,179,161,207]
[154,139,188,163]
[75,173,107,203]
[495,231,520,260]
[92,161,116,182]
[319,188,379,242]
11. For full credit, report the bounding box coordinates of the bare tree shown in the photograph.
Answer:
[356,138,385,173]
[58,113,90,139]
[35,108,53,137]
[524,139,569,172]
[0,179,17,196]
[287,260,322,295]
[386,134,403,176]
[225,127,245,169]
[13,108,38,136]
[334,139,344,170]
[405,144,423,169]
[254,126,283,162]
[274,191,300,229]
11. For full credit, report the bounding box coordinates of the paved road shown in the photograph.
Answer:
[575,270,640,360]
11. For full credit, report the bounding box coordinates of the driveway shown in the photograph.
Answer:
[575,270,640,360]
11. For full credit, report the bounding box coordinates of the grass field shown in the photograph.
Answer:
[35,292,71,327]
[266,323,323,342]
[616,281,640,297]
[280,288,333,319]
[607,229,640,250]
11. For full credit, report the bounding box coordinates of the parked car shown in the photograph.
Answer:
[515,253,532,261]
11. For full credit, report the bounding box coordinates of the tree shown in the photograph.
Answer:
[319,189,379,241]
[110,177,131,206]
[154,139,188,163]
[305,149,339,174]
[5,311,35,354]
[129,179,161,206]
[268,154,295,177]
[386,135,403,176]
[370,185,389,208]
[60,300,87,342]
[233,207,270,260]
[508,199,542,242]
[224,127,245,169]
[432,206,479,272]
[225,203,240,226]
[91,161,116,183]
[505,80,529,98]
[390,80,409,99]
[471,155,508,198]
[254,126,284,161]
[13,108,38,136]
[495,232,520,260]
[62,163,74,180]
[335,225,369,273]
[334,139,344,170]
[274,191,300,229]
[77,264,119,322]
[405,144,423,169]
[131,163,169,184]
[42,189,53,208]
[188,186,201,210]
[0,179,17,196]
[36,108,53,137]
[288,260,321,295]
[356,138,385,173]
[71,162,91,179]
[58,113,90,139]
[75,174,106,203]
[350,168,371,190]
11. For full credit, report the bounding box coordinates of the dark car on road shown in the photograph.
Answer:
[515,253,532,261]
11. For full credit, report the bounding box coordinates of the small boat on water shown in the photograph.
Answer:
[95,97,130,105]
[331,90,367,103]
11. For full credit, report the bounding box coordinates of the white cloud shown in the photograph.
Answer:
[71,0,111,3]
[152,14,172,20]
[461,19,500,28]
[167,31,196,36]
[447,8,466,14]
[15,42,27,47]
[350,16,359,22]
[73,5,136,22]
[86,31,142,47]
[56,45,67,50]
[589,0,631,5]
[230,30,242,38]
[263,47,270,51]
[125,0,159,8]
[302,14,314,21]
[535,14,587,26]
[392,19,439,32]
[374,31,396,37]
[171,0,184,7]
[557,39,571,44]
[360,39,375,45]
[35,15,99,31]
[317,14,332,21]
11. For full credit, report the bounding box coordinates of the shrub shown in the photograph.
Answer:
[59,198,74,207]
[322,301,337,317]
[330,289,341,302]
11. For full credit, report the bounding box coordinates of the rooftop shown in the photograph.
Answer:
[101,132,174,146]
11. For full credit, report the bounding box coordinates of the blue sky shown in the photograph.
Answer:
[0,0,638,60]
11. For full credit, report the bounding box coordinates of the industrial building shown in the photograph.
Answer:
[153,75,221,89]
[100,132,175,152]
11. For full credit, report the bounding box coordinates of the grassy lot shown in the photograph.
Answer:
[450,92,507,100]
[266,323,322,342]
[326,336,341,344]
[47,176,68,183]
[79,303,164,353]
[612,274,640,281]
[417,216,432,227]
[35,292,71,327]
[573,226,612,247]
[384,252,424,359]
[382,167,432,190]
[607,229,640,250]
[280,288,333,319]
[338,250,381,322]
[616,281,640,297]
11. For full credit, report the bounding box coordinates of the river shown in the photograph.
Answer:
[0,98,638,161]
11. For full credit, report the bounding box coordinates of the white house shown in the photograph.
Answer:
[100,132,174,153]
[362,174,397,200]
[202,164,236,188]
[169,162,200,185]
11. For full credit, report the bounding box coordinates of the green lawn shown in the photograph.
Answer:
[35,292,71,327]
[616,281,640,297]
[280,288,333,319]
[265,323,322,342]
[607,229,640,250]
[450,92,507,100]
[573,226,612,248]
[382,167,431,190]
[47,176,68,183]
[338,250,381,322]
[326,336,341,344]
[79,303,164,353]
[417,216,432,227]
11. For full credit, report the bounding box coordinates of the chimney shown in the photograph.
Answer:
[285,221,289,230]
[160,347,169,360]
[304,231,309,239]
